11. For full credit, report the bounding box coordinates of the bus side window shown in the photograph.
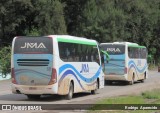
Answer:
[128,48,130,57]
[65,48,70,60]
[91,50,94,62]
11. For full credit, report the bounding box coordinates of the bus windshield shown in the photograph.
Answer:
[14,37,53,54]
[100,44,125,55]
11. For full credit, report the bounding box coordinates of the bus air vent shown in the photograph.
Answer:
[17,59,49,66]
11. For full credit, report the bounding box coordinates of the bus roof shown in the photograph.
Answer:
[14,35,98,46]
[48,35,97,46]
[100,42,146,48]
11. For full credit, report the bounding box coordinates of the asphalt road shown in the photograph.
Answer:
[0,70,159,112]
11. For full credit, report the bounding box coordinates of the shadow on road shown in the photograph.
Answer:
[105,80,142,86]
[0,92,91,102]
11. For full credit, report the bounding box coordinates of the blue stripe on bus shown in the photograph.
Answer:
[107,63,125,67]
[15,69,51,79]
[109,54,125,60]
[128,60,147,73]
[109,59,125,61]
[59,69,85,90]
[59,64,101,83]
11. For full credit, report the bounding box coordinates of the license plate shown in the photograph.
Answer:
[29,87,37,90]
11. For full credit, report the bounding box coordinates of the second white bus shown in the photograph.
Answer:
[100,42,148,85]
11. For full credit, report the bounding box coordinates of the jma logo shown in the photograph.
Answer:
[21,43,46,49]
[80,64,89,73]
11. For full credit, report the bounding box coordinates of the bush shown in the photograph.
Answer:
[0,46,11,76]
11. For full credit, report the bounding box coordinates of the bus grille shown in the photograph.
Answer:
[17,59,49,66]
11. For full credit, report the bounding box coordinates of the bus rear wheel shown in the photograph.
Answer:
[129,75,134,85]
[91,80,98,94]
[65,82,74,100]
[141,73,146,83]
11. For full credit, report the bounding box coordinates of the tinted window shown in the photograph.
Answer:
[58,42,100,64]
[128,47,147,59]
[141,48,147,59]
[100,44,125,55]
[14,37,53,54]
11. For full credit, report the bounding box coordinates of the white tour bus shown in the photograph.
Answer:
[100,42,148,85]
[11,35,104,99]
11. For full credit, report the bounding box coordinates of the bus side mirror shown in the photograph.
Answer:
[104,54,109,63]
[106,57,109,63]
[101,50,110,63]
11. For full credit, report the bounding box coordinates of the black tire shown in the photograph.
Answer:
[27,95,41,100]
[91,80,98,94]
[141,73,146,83]
[65,82,74,100]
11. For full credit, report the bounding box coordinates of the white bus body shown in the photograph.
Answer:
[100,42,148,85]
[11,35,104,99]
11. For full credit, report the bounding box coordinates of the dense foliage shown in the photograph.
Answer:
[0,46,11,75]
[0,0,160,74]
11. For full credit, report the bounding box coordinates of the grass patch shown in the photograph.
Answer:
[88,89,160,113]
[142,89,160,99]
[97,96,144,104]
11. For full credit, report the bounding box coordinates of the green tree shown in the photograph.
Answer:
[79,0,126,42]
[0,46,11,76]
[33,0,67,35]
[0,0,33,44]
[61,0,87,35]
[0,0,67,44]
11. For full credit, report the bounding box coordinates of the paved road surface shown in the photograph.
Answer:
[0,71,159,112]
